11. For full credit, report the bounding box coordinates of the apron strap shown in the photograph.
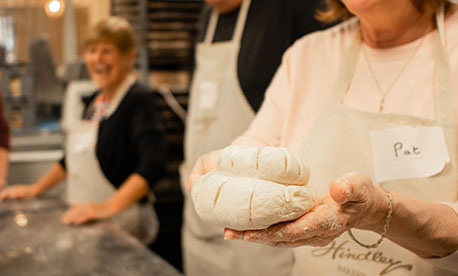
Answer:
[204,10,218,44]
[104,73,136,118]
[434,4,455,125]
[232,0,251,43]
[327,31,362,108]
[203,0,251,45]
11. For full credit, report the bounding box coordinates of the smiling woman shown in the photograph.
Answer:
[0,17,166,245]
[83,18,137,100]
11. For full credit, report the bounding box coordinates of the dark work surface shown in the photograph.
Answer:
[0,196,183,276]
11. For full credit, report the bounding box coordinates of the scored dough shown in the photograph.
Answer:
[216,145,310,185]
[192,170,315,230]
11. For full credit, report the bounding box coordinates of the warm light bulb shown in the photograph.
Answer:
[44,0,65,18]
[48,0,61,13]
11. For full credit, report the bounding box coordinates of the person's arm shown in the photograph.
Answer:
[225,172,458,271]
[0,147,8,187]
[422,202,458,271]
[232,46,293,147]
[61,173,148,224]
[0,162,66,200]
[0,90,10,188]
[128,92,166,189]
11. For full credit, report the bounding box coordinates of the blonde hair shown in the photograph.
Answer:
[317,0,449,23]
[84,17,137,53]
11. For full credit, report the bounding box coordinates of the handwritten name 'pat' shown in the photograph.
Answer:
[393,142,421,158]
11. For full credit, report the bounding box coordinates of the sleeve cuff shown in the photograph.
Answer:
[422,250,458,273]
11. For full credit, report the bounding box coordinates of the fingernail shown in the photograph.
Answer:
[225,231,243,240]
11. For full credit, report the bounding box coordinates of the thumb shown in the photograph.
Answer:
[330,172,370,204]
[186,150,220,192]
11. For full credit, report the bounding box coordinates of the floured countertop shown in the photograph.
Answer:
[0,196,182,276]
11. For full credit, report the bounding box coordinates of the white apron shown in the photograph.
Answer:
[181,1,294,275]
[65,78,159,244]
[294,7,458,276]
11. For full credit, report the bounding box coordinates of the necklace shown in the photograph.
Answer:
[363,36,426,112]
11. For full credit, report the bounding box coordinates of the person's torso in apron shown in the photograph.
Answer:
[65,75,158,244]
[181,1,294,275]
[294,7,458,276]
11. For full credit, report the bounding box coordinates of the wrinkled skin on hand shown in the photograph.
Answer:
[61,202,115,225]
[225,172,388,248]
[187,150,220,192]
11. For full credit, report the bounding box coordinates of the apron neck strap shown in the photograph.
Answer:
[204,9,218,44]
[203,0,251,45]
[327,31,362,107]
[434,4,454,125]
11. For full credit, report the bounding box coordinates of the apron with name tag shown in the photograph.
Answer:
[294,6,458,276]
[65,77,159,244]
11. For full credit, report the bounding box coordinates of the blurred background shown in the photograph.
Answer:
[0,0,204,271]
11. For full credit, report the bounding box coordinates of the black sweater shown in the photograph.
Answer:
[60,82,166,190]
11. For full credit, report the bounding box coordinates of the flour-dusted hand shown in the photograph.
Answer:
[225,172,389,247]
[61,202,116,225]
[0,184,42,201]
[192,170,315,230]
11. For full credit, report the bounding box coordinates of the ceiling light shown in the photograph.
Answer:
[45,0,65,18]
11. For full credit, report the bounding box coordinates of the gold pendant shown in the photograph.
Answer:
[379,98,384,112]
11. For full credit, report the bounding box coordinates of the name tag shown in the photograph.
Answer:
[71,133,94,154]
[370,126,449,182]
[198,81,219,109]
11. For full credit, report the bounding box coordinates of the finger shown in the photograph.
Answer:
[74,213,89,224]
[203,150,219,172]
[0,188,10,200]
[61,211,72,224]
[62,206,82,224]
[3,188,19,199]
[330,172,371,204]
[63,211,88,225]
[242,222,308,243]
[62,208,77,224]
[186,157,204,192]
[271,236,335,248]
[224,228,245,240]
[12,188,27,199]
[187,151,220,192]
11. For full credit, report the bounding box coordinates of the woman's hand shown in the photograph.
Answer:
[0,184,42,201]
[61,202,116,225]
[186,150,220,192]
[225,172,389,248]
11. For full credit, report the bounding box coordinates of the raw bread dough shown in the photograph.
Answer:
[192,170,315,230]
[216,145,310,185]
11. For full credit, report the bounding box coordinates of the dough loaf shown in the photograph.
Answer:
[216,145,310,185]
[192,170,315,230]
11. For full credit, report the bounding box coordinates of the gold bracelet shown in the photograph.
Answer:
[347,191,393,249]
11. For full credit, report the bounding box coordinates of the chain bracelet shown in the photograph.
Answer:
[347,191,393,249]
